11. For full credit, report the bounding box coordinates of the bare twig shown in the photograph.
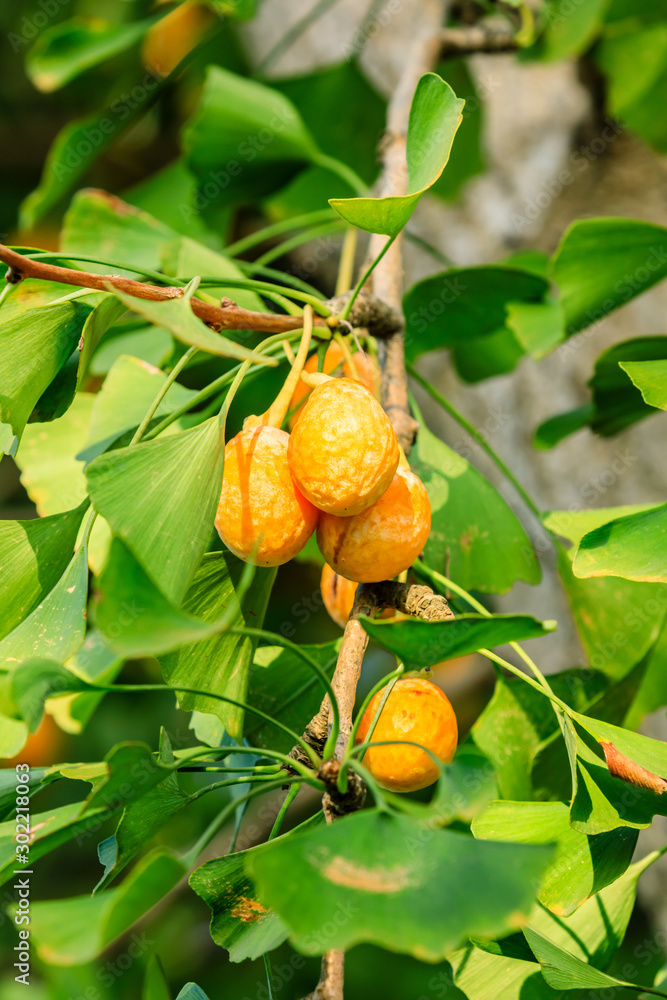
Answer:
[440,23,520,57]
[365,4,448,454]
[0,242,409,342]
[0,241,304,333]
[303,951,345,1000]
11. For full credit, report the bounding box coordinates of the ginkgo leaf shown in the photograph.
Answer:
[329,74,464,236]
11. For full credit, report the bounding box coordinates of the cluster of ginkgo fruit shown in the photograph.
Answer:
[214,321,456,794]
[215,337,431,586]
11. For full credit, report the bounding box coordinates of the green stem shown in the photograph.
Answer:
[0,281,16,308]
[312,152,367,197]
[403,231,454,267]
[224,209,337,257]
[229,627,340,760]
[479,649,568,712]
[257,0,342,74]
[234,258,326,298]
[407,366,543,522]
[345,666,404,764]
[24,251,188,288]
[415,562,556,698]
[182,777,310,864]
[189,773,280,803]
[142,336,289,442]
[175,745,317,782]
[263,954,276,1000]
[341,235,396,320]
[254,222,346,268]
[129,346,197,446]
[268,783,301,840]
[101,683,321,766]
[196,275,330,315]
[178,764,281,774]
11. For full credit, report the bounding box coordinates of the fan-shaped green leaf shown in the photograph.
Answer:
[25,849,187,965]
[0,505,86,639]
[361,613,556,669]
[80,354,197,462]
[107,286,273,364]
[0,301,91,452]
[86,418,225,604]
[249,811,553,960]
[0,542,88,674]
[472,800,637,916]
[331,74,463,236]
[330,74,464,236]
[411,421,540,592]
[183,66,320,204]
[550,217,667,335]
[620,359,667,411]
[160,553,276,740]
[573,504,667,582]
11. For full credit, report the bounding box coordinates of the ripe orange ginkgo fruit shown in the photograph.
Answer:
[215,425,318,566]
[215,306,319,567]
[317,464,431,582]
[355,678,458,792]
[288,345,379,428]
[288,377,399,516]
[320,563,394,628]
[288,343,345,429]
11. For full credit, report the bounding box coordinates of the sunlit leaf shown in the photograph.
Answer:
[107,286,273,364]
[330,74,464,236]
[550,217,667,335]
[544,508,667,678]
[80,354,197,462]
[86,418,225,604]
[249,811,553,960]
[0,505,86,640]
[361,613,556,669]
[160,553,276,740]
[573,504,667,582]
[411,422,540,593]
[472,800,636,916]
[0,542,88,674]
[16,394,94,515]
[94,539,228,657]
[620,358,667,411]
[0,301,91,451]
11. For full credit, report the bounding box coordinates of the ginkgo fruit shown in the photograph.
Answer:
[215,425,318,567]
[288,345,380,428]
[355,678,458,792]
[317,465,430,582]
[288,378,399,516]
